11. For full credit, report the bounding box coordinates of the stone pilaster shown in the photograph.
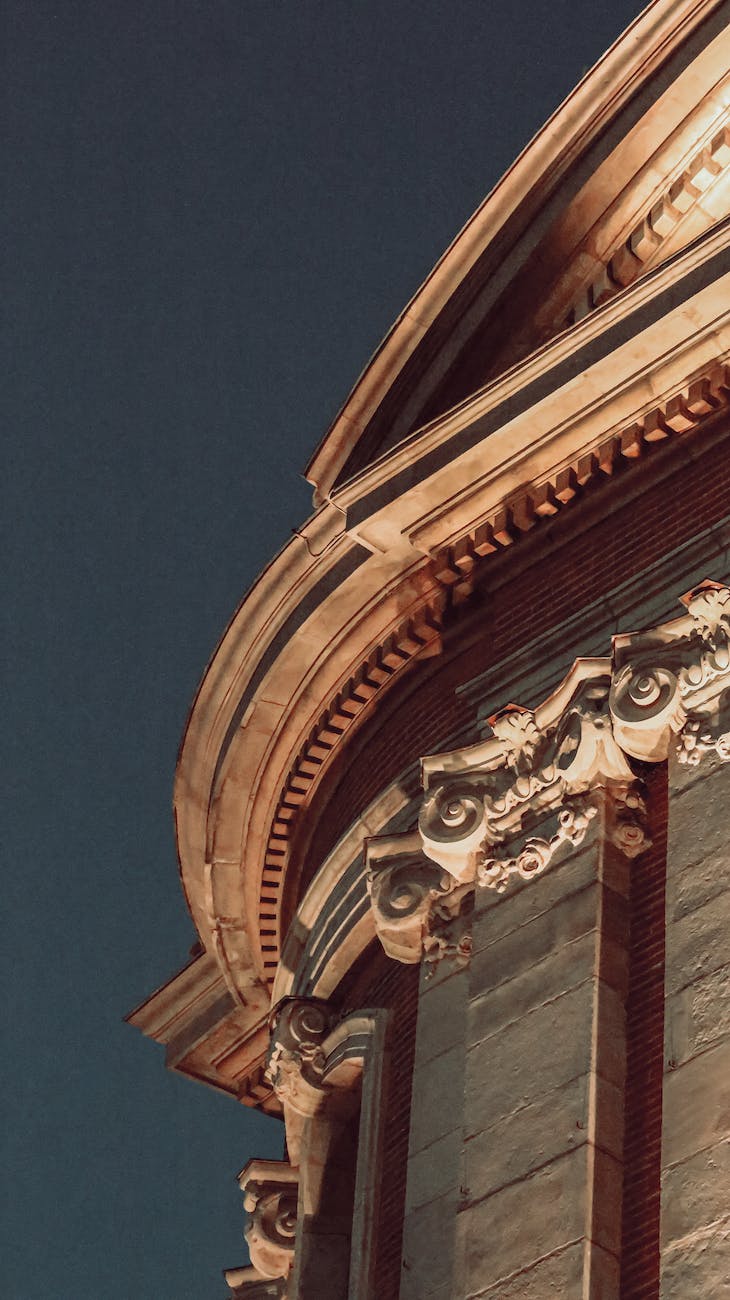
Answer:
[455,787,636,1298]
[660,700,730,1297]
[400,957,469,1300]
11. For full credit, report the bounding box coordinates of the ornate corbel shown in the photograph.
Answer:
[365,831,473,974]
[611,579,730,763]
[420,665,642,888]
[266,998,333,1117]
[237,1159,299,1284]
[364,583,729,960]
[418,783,491,883]
[365,833,452,963]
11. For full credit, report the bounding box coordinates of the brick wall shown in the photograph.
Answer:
[337,945,420,1300]
[620,762,668,1300]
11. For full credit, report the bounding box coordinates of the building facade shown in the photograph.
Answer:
[129,2,730,1295]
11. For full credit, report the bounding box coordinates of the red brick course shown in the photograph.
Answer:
[619,762,668,1300]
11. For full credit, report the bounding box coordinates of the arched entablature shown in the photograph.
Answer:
[179,280,730,1016]
[161,0,730,1121]
[305,0,729,493]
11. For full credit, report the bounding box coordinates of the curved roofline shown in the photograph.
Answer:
[304,0,725,499]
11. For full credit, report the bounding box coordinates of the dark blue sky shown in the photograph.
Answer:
[4,2,645,1295]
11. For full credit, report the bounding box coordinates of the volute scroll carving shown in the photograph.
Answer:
[367,842,450,963]
[363,581,730,966]
[609,662,685,761]
[238,1159,299,1284]
[418,785,490,883]
[265,997,333,1116]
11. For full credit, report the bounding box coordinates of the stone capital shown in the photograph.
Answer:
[364,583,730,965]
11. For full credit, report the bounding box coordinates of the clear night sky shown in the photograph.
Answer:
[4,3,646,1296]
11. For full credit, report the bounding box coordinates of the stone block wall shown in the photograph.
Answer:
[400,960,468,1300]
[660,742,730,1297]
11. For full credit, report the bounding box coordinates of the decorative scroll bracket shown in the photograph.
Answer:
[364,581,730,965]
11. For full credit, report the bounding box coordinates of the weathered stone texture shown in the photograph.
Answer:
[661,1141,730,1248]
[401,963,468,1300]
[454,807,631,1299]
[465,1077,626,1226]
[662,1040,730,1169]
[460,1143,623,1291]
[465,973,625,1141]
[660,1214,730,1299]
[661,751,730,1297]
[466,1238,620,1299]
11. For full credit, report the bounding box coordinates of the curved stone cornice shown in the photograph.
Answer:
[305,0,727,497]
[170,1,730,1025]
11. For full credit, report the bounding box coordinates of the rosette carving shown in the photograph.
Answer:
[239,1160,298,1282]
[367,852,448,963]
[418,784,488,882]
[677,714,730,766]
[478,799,597,893]
[609,663,685,761]
[608,788,652,858]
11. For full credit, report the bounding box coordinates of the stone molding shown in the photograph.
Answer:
[260,353,728,979]
[366,580,730,964]
[432,360,730,602]
[305,0,724,499]
[567,124,730,325]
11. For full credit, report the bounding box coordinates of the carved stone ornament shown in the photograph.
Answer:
[420,666,635,887]
[366,835,452,963]
[478,796,599,893]
[422,883,474,978]
[265,998,333,1115]
[365,582,730,962]
[237,1159,299,1283]
[676,714,730,766]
